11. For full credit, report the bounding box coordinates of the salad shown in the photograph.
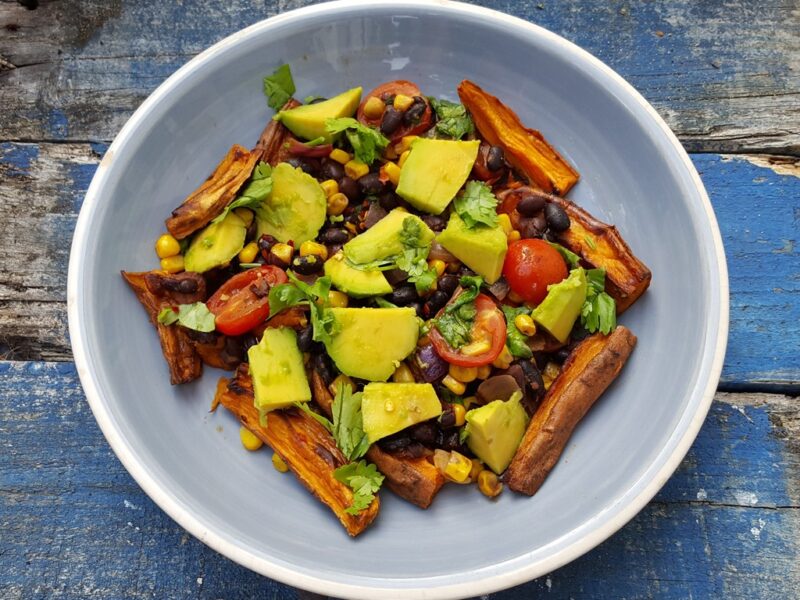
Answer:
[123,65,651,536]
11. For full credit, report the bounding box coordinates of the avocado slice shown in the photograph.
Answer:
[274,87,362,143]
[361,383,442,444]
[531,267,587,343]
[343,209,434,265]
[396,138,480,214]
[248,327,311,413]
[465,392,529,474]
[183,211,247,273]
[255,162,326,245]
[324,307,419,381]
[436,212,508,284]
[324,251,392,298]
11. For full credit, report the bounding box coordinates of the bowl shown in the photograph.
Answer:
[67,1,729,597]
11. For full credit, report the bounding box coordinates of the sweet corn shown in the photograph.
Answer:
[363,96,385,119]
[491,345,514,369]
[238,241,259,264]
[393,93,414,111]
[462,395,479,410]
[233,207,254,227]
[392,362,415,383]
[449,364,478,383]
[398,149,411,168]
[320,179,339,198]
[446,260,462,273]
[329,148,351,164]
[497,213,513,235]
[160,255,185,274]
[543,361,561,390]
[344,159,369,180]
[428,259,446,278]
[155,233,181,259]
[328,374,355,396]
[444,451,473,483]
[469,458,484,482]
[383,145,398,160]
[344,221,358,234]
[476,365,492,380]
[239,426,263,451]
[271,452,289,473]
[514,313,537,336]
[460,339,492,357]
[397,135,418,154]
[300,240,328,261]
[270,242,294,266]
[327,289,349,308]
[382,161,402,186]
[508,230,522,243]
[452,403,466,427]
[477,469,503,498]
[442,374,466,396]
[327,192,349,216]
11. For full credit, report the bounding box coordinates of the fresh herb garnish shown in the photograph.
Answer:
[263,64,296,111]
[453,181,499,229]
[501,305,534,359]
[334,460,384,515]
[211,162,272,225]
[267,273,340,345]
[324,118,389,164]
[433,275,483,349]
[458,426,470,444]
[547,241,581,269]
[331,381,370,461]
[294,401,333,432]
[580,268,616,334]
[157,302,216,332]
[373,297,398,309]
[429,97,474,140]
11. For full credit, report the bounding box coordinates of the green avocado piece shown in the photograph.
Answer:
[343,208,434,265]
[465,392,529,474]
[255,162,326,245]
[324,251,392,298]
[324,307,419,381]
[183,211,246,273]
[248,327,311,413]
[361,382,443,444]
[531,267,588,343]
[396,138,480,214]
[436,212,508,284]
[274,87,362,142]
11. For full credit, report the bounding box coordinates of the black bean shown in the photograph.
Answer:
[421,215,446,232]
[292,255,323,275]
[388,284,418,306]
[380,107,403,135]
[338,176,361,202]
[320,159,344,181]
[409,300,425,319]
[476,375,521,405]
[404,442,426,458]
[519,360,545,401]
[287,157,320,178]
[241,334,259,354]
[319,228,349,244]
[545,202,570,231]
[440,429,462,451]
[409,421,438,445]
[379,433,412,452]
[487,146,505,171]
[378,191,399,211]
[440,407,457,429]
[553,347,572,363]
[296,326,314,352]
[437,274,459,296]
[518,217,544,240]
[258,234,278,254]
[403,97,427,125]
[517,192,547,216]
[423,290,449,318]
[359,172,385,196]
[311,352,335,385]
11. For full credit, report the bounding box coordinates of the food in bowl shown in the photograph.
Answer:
[122,64,651,536]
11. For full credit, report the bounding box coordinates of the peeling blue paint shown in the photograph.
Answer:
[48,108,70,139]
[0,143,39,176]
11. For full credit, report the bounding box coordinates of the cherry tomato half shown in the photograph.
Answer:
[206,266,288,336]
[502,239,568,305]
[357,80,434,142]
[430,294,507,367]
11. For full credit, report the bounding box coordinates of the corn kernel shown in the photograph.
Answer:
[382,161,402,186]
[344,159,369,180]
[327,289,349,309]
[270,242,294,266]
[428,259,446,278]
[383,145,398,160]
[463,395,479,411]
[155,233,181,259]
[508,230,522,243]
[363,95,385,119]
[239,426,263,451]
[449,364,478,383]
[476,365,492,380]
[417,334,431,347]
[271,452,289,473]
[160,255,185,273]
[397,136,418,154]
[444,451,473,483]
[442,374,466,396]
[233,207,254,227]
[392,362,415,383]
[398,149,411,168]
[507,290,524,304]
[328,374,355,397]
[393,93,414,112]
[320,179,339,198]
[345,221,358,234]
[329,148,351,164]
[446,260,462,273]
[491,345,514,370]
[452,403,466,427]
[497,213,513,235]
[543,361,561,390]
[468,458,484,482]
[238,241,259,264]
[300,240,328,261]
[460,339,492,357]
[514,313,537,336]
[327,192,349,216]
[477,469,503,498]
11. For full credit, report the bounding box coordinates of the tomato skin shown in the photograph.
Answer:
[357,80,434,142]
[207,266,287,336]
[502,239,568,305]
[430,294,507,367]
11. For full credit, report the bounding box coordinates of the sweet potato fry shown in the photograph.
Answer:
[310,370,445,508]
[217,366,379,536]
[505,326,637,496]
[255,98,301,165]
[458,80,579,195]
[165,144,259,240]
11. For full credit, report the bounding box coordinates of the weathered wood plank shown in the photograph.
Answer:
[0,0,797,154]
[0,362,798,598]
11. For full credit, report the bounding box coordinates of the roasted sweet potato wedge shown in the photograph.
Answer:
[217,365,379,536]
[458,80,579,195]
[505,326,637,495]
[310,370,445,509]
[255,98,301,165]
[165,144,259,240]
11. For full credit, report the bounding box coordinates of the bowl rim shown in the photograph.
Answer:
[67,1,729,597]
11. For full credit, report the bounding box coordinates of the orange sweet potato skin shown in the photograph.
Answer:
[255,98,301,165]
[505,326,637,496]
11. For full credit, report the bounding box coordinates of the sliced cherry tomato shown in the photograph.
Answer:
[206,266,287,336]
[357,80,434,142]
[503,239,568,305]
[430,294,507,367]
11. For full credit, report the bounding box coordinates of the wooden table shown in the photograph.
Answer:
[1,1,798,597]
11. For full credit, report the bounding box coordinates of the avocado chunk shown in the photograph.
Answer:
[248,327,311,413]
[343,209,434,265]
[436,212,508,283]
[396,138,480,214]
[184,211,247,273]
[324,251,392,297]
[465,392,529,474]
[324,307,419,381]
[274,87,362,143]
[255,162,326,245]
[531,267,587,343]
[361,382,443,444]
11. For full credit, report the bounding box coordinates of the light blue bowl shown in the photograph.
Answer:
[68,2,728,597]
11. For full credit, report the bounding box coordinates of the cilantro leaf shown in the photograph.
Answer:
[211,162,272,225]
[334,460,384,515]
[429,98,474,140]
[273,272,339,346]
[454,181,499,229]
[579,268,617,335]
[331,382,371,461]
[263,64,296,111]
[547,241,581,269]
[325,117,389,164]
[501,305,534,359]
[294,402,333,432]
[157,302,216,332]
[433,276,483,349]
[458,426,470,444]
